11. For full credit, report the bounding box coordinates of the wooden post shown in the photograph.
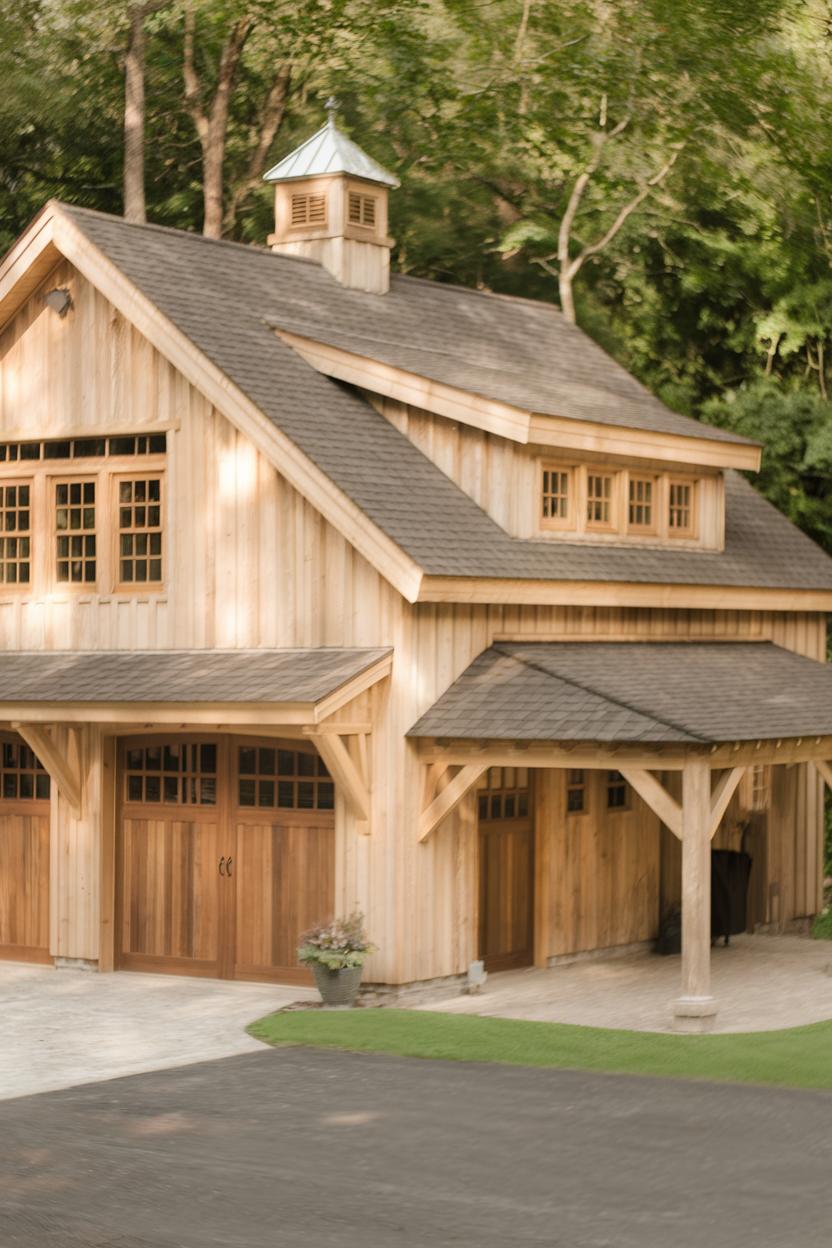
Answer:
[674,758,718,1031]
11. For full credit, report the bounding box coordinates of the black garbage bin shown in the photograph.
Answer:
[711,849,752,945]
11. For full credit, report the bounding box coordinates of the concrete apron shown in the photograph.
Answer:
[416,934,832,1035]
[0,962,314,1101]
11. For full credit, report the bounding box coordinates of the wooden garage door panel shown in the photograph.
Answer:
[0,812,50,961]
[120,816,221,972]
[234,819,334,983]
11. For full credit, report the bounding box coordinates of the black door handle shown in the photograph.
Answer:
[218,856,226,876]
[226,857,233,878]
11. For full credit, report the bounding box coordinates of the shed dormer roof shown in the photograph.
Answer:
[263,114,399,188]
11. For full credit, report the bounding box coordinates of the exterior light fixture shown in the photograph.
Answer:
[44,287,73,317]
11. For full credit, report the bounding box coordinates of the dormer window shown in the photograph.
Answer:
[668,479,695,535]
[539,460,704,546]
[628,476,656,532]
[348,191,377,228]
[541,467,572,528]
[586,472,617,529]
[291,192,327,227]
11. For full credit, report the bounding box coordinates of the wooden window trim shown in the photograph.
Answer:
[0,477,33,592]
[539,463,576,531]
[235,741,334,814]
[626,473,658,535]
[122,737,219,809]
[585,470,621,533]
[605,770,630,812]
[112,471,165,593]
[668,476,699,538]
[565,768,588,816]
[52,474,98,590]
[0,733,50,805]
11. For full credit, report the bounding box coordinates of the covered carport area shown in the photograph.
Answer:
[410,641,832,1030]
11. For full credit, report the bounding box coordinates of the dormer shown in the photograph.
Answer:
[263,100,399,294]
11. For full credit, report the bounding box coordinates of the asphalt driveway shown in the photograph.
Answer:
[1,1047,830,1247]
[0,962,312,1099]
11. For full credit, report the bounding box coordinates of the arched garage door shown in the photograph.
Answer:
[0,733,51,964]
[116,735,335,984]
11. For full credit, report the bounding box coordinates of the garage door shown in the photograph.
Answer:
[0,734,51,964]
[116,736,335,984]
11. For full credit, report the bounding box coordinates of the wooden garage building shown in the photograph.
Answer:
[1,113,831,1027]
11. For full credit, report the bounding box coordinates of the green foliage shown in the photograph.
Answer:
[2,0,832,553]
[248,1007,832,1091]
[297,911,375,970]
[812,905,832,941]
[702,383,832,552]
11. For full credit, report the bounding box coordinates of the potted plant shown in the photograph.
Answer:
[298,911,376,1007]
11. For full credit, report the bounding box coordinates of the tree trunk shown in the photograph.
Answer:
[558,269,576,323]
[183,6,253,239]
[124,1,147,223]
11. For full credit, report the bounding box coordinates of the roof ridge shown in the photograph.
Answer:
[493,643,709,743]
[55,202,322,268]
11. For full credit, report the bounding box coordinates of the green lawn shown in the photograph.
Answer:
[248,1008,832,1090]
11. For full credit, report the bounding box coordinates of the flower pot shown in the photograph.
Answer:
[311,963,364,1007]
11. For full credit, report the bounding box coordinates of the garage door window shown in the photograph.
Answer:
[124,742,217,805]
[1,740,50,801]
[237,746,334,811]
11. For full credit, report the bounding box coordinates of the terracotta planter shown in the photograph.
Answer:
[311,963,364,1007]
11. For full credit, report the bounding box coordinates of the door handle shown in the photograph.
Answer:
[218,856,226,876]
[226,857,233,878]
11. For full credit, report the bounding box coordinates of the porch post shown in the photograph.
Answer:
[673,757,718,1032]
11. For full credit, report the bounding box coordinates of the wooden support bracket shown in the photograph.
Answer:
[305,728,370,825]
[419,763,488,843]
[12,721,82,817]
[815,759,832,792]
[619,767,682,839]
[709,766,746,839]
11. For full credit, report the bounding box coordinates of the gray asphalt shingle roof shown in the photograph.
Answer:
[408,642,832,743]
[0,648,390,703]
[55,205,832,592]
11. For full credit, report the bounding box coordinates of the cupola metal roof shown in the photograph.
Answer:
[263,99,399,188]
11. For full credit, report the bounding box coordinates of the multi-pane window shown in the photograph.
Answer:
[291,192,326,227]
[0,739,49,801]
[628,477,654,530]
[0,482,31,585]
[348,192,377,227]
[566,769,587,814]
[55,480,96,584]
[0,434,165,462]
[586,473,614,527]
[668,480,694,534]
[124,742,217,806]
[606,770,629,810]
[541,468,571,524]
[237,746,334,811]
[477,767,530,820]
[118,477,163,584]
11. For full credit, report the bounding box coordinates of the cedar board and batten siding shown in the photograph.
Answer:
[0,259,825,981]
[368,393,725,551]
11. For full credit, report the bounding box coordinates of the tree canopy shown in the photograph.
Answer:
[2,0,832,552]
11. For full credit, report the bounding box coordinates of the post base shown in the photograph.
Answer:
[672,995,718,1033]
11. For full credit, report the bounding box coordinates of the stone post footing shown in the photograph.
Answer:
[672,995,718,1033]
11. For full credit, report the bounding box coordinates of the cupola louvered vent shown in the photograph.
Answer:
[291,192,327,227]
[348,191,377,228]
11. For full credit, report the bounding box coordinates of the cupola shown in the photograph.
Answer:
[263,99,399,294]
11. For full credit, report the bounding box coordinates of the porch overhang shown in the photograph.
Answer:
[0,647,391,825]
[0,646,392,726]
[409,641,832,1028]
